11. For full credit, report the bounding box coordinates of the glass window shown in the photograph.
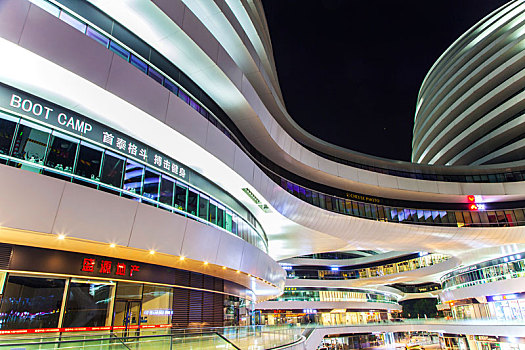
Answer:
[174,183,187,211]
[163,79,179,95]
[225,211,233,232]
[141,285,173,326]
[159,175,174,206]
[62,280,114,327]
[109,41,130,61]
[0,114,17,155]
[189,99,199,112]
[86,26,109,47]
[123,159,144,195]
[115,282,143,300]
[142,168,160,202]
[100,151,125,188]
[312,191,319,207]
[209,201,217,224]
[198,194,209,221]
[45,131,78,173]
[130,54,148,74]
[75,142,102,180]
[0,275,65,330]
[178,90,190,104]
[148,68,164,84]
[232,215,238,234]
[12,120,50,162]
[59,11,86,33]
[187,188,198,215]
[217,206,225,228]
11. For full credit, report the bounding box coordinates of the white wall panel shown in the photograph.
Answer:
[240,241,260,275]
[105,55,170,123]
[128,203,187,255]
[181,219,221,264]
[151,0,185,28]
[205,122,236,169]
[165,92,209,148]
[0,165,64,233]
[0,0,29,44]
[19,5,113,88]
[215,232,245,270]
[181,6,219,62]
[52,182,138,245]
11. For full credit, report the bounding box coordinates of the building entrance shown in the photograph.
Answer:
[113,300,142,335]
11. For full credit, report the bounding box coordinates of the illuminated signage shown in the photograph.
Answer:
[467,195,486,210]
[302,309,317,314]
[486,292,525,302]
[0,84,189,181]
[81,257,140,278]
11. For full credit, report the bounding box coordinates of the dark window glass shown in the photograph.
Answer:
[178,90,190,104]
[163,79,179,95]
[100,151,124,188]
[217,206,225,228]
[143,168,160,201]
[86,26,109,47]
[174,183,187,211]
[325,195,333,211]
[109,41,130,61]
[312,191,319,207]
[187,188,198,215]
[123,159,144,195]
[305,189,312,204]
[130,54,148,74]
[318,193,326,209]
[209,201,217,224]
[159,175,174,206]
[62,282,112,327]
[351,202,359,216]
[75,142,102,180]
[189,99,199,112]
[45,132,78,173]
[0,276,65,330]
[0,115,17,155]
[364,204,372,218]
[358,203,366,217]
[148,68,164,84]
[199,195,209,221]
[11,121,50,165]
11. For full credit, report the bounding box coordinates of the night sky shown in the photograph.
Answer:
[262,0,510,161]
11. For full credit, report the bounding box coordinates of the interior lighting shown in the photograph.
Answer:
[109,243,116,248]
[222,266,227,270]
[236,270,240,273]
[204,261,209,265]
[467,195,476,202]
[57,234,65,240]
[149,250,155,255]
[179,256,185,261]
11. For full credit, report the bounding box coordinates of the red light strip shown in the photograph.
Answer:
[0,324,172,335]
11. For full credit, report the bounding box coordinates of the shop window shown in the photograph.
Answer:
[74,142,102,180]
[123,159,144,195]
[225,211,233,232]
[11,120,51,166]
[174,183,187,211]
[0,275,65,330]
[62,280,114,327]
[143,168,160,201]
[178,90,190,104]
[311,191,319,206]
[159,175,175,206]
[116,282,143,300]
[0,114,17,155]
[45,131,78,173]
[217,206,225,228]
[198,194,209,221]
[100,151,125,188]
[209,201,217,224]
[187,188,198,215]
[141,285,173,325]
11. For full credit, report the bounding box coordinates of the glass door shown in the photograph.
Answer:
[113,300,141,336]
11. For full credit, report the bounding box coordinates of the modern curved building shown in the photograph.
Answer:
[0,0,524,347]
[413,0,525,166]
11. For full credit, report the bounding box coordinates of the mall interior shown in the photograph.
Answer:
[0,0,524,349]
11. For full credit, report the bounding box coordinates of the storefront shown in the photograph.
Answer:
[447,293,525,321]
[0,243,250,335]
[260,309,386,326]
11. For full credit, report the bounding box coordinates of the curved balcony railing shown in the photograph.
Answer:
[441,252,525,291]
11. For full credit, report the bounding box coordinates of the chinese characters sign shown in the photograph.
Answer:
[0,84,189,181]
[81,257,140,278]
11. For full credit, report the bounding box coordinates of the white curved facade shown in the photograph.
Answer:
[413,0,525,166]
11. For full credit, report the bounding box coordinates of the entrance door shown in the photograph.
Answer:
[113,300,141,336]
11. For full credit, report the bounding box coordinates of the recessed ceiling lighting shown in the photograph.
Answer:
[57,234,65,240]
[149,250,155,255]
[109,243,116,248]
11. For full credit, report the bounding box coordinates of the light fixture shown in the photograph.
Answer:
[180,256,185,261]
[222,266,227,270]
[149,250,155,255]
[109,243,116,248]
[57,234,65,240]
[204,261,209,265]
[236,270,240,273]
